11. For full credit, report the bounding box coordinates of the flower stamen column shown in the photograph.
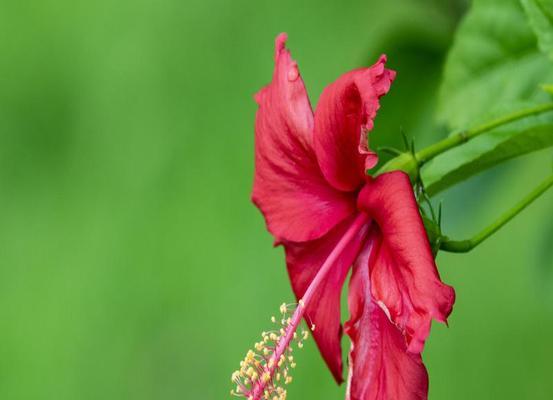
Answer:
[247,213,370,400]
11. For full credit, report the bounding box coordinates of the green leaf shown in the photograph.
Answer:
[521,0,553,61]
[542,83,553,94]
[438,0,553,130]
[425,0,553,195]
[422,105,553,195]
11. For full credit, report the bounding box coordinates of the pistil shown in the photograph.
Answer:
[232,213,370,400]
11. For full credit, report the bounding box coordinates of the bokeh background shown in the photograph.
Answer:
[1,0,552,399]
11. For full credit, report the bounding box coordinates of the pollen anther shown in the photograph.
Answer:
[229,301,309,399]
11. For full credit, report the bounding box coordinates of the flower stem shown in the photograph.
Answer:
[440,174,553,253]
[415,103,553,166]
[249,213,370,399]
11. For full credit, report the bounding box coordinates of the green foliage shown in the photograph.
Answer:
[521,0,553,61]
[423,107,553,194]
[438,0,552,129]
[423,0,553,194]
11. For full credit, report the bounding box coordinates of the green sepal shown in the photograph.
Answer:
[421,214,443,257]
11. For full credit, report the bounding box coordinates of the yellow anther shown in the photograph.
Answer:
[231,301,306,398]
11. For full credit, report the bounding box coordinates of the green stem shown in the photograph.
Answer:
[440,174,553,253]
[415,103,553,166]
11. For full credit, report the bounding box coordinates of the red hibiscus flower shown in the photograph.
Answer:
[250,33,455,400]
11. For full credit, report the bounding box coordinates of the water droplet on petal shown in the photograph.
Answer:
[287,65,299,82]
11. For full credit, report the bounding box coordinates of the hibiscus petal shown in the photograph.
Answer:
[345,240,428,400]
[253,33,356,242]
[357,171,455,353]
[313,57,396,192]
[283,215,369,382]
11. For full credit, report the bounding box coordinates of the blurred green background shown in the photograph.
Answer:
[1,0,552,399]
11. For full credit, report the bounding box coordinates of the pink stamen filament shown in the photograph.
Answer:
[250,213,370,399]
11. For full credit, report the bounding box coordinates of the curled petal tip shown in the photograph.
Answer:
[372,54,396,96]
[275,33,289,59]
[273,33,301,83]
[371,55,389,77]
[372,61,385,77]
